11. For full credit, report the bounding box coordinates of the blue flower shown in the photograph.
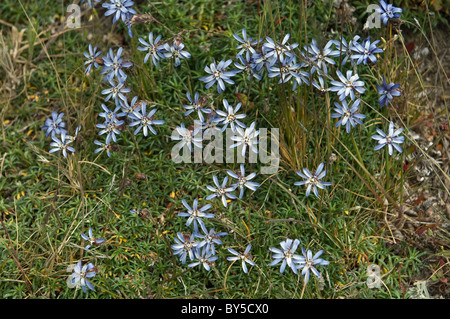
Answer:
[81,227,105,250]
[215,99,247,133]
[290,61,311,91]
[227,244,255,274]
[269,238,303,274]
[183,92,211,122]
[376,0,402,25]
[137,32,165,66]
[71,261,96,293]
[188,247,218,271]
[329,70,366,101]
[83,44,101,74]
[49,132,75,158]
[65,125,82,144]
[172,122,203,152]
[98,104,127,122]
[371,121,405,155]
[124,13,134,38]
[42,111,67,137]
[268,55,304,84]
[162,40,191,67]
[195,223,227,255]
[230,122,260,157]
[128,103,164,136]
[96,117,124,144]
[332,35,361,66]
[262,34,298,65]
[294,163,332,198]
[296,247,330,284]
[331,99,366,133]
[206,175,237,207]
[233,28,259,59]
[303,39,340,74]
[171,232,199,264]
[94,140,112,157]
[178,198,214,230]
[101,47,132,82]
[199,59,240,93]
[251,51,273,73]
[234,53,263,81]
[200,111,225,135]
[311,76,329,94]
[102,0,136,24]
[119,95,139,117]
[350,37,383,65]
[101,78,131,104]
[226,164,260,199]
[377,76,401,108]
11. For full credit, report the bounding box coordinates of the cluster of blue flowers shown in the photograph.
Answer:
[80,0,194,157]
[169,163,261,273]
[86,0,265,277]
[376,0,403,25]
[269,239,330,284]
[83,41,170,156]
[137,33,192,67]
[42,111,81,158]
[170,96,262,273]
[83,29,196,157]
[195,8,403,163]
[177,0,403,280]
[67,227,104,293]
[41,0,407,291]
[82,0,136,37]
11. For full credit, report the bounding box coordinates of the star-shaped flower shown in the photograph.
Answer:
[178,198,214,230]
[371,121,405,155]
[206,175,237,207]
[294,163,332,197]
[227,244,256,274]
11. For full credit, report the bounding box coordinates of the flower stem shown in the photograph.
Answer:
[300,277,307,299]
